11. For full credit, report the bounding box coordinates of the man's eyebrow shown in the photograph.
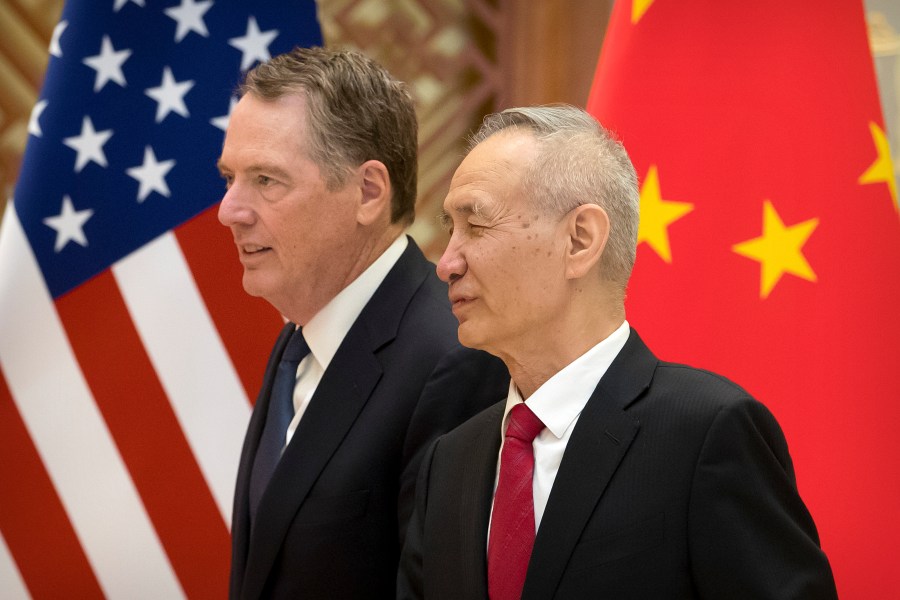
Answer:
[248,164,292,180]
[214,160,291,180]
[456,200,487,218]
[437,199,488,230]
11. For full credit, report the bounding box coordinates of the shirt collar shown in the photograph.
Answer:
[301,235,408,370]
[503,320,631,440]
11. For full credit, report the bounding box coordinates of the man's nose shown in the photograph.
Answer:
[217,183,253,227]
[436,236,466,283]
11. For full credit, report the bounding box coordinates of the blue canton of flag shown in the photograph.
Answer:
[17,0,321,299]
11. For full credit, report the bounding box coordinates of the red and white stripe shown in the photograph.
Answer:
[0,203,283,598]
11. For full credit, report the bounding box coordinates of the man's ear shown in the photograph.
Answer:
[356,160,391,226]
[565,203,609,280]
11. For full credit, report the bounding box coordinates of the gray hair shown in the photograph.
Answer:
[469,104,640,290]
[240,47,418,226]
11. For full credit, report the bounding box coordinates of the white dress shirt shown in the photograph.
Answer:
[283,235,408,446]
[492,320,630,531]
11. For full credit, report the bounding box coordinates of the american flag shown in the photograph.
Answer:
[0,1,321,597]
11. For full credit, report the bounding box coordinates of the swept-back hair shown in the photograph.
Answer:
[241,46,419,225]
[470,105,640,289]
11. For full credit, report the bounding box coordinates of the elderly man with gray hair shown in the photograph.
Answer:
[398,104,836,599]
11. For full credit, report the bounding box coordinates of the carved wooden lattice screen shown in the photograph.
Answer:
[0,0,66,215]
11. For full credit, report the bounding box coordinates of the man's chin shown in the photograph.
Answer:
[241,273,270,299]
[456,322,486,351]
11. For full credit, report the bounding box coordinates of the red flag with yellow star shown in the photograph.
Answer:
[588,0,900,597]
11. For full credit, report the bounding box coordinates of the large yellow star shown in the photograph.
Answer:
[732,200,819,299]
[859,121,899,213]
[637,165,693,263]
[632,0,656,24]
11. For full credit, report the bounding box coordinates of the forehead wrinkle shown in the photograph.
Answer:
[225,154,294,182]
[454,198,487,219]
[248,162,291,178]
[442,192,487,220]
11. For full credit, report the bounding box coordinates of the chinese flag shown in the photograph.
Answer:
[588,1,900,598]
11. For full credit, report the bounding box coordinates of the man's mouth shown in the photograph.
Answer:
[450,295,475,309]
[240,244,271,255]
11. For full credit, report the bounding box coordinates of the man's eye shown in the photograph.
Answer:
[437,213,453,232]
[257,175,275,186]
[221,174,234,189]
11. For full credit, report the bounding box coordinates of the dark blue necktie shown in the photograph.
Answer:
[248,328,310,521]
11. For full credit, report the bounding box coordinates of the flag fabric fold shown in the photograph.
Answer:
[0,1,321,597]
[588,1,900,598]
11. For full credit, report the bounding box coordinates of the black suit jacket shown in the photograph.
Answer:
[230,239,508,599]
[399,329,837,599]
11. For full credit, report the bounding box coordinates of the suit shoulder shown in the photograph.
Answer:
[366,256,458,364]
[641,361,790,450]
[652,361,755,407]
[438,400,505,445]
[399,266,456,329]
[409,269,455,318]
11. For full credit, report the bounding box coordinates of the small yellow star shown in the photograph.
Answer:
[859,121,898,213]
[632,0,656,24]
[732,200,819,299]
[637,165,693,263]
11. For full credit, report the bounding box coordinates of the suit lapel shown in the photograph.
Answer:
[240,239,432,598]
[456,403,505,598]
[522,330,657,600]
[230,322,292,598]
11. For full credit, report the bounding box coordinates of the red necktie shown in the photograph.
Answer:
[488,402,545,600]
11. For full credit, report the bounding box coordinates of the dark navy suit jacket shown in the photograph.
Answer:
[230,238,508,599]
[399,329,837,599]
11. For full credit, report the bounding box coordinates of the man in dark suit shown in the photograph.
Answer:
[217,47,507,599]
[398,105,838,599]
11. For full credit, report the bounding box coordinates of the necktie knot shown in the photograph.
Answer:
[506,403,544,443]
[282,328,310,363]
